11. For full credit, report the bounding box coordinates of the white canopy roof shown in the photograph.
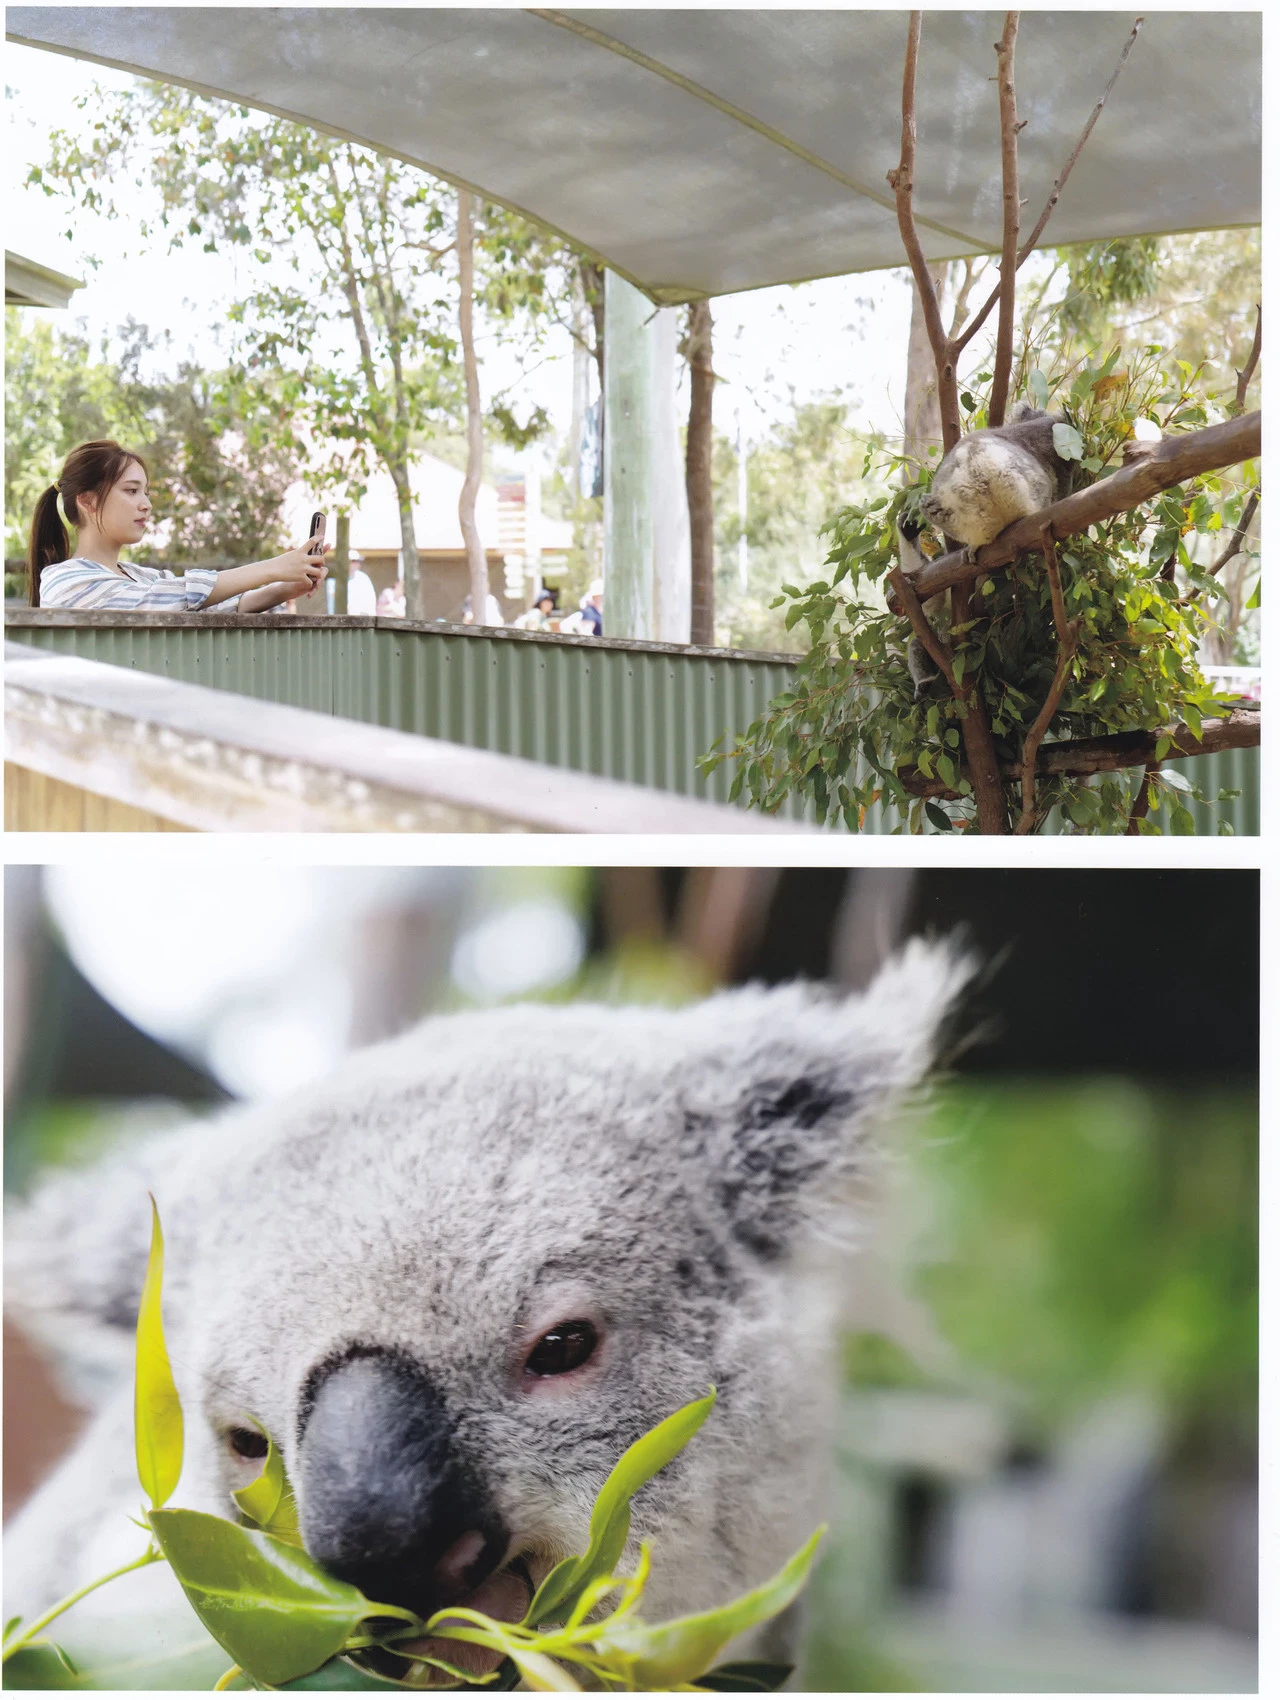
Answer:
[8,8,1260,304]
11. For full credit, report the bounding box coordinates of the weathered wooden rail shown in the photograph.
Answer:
[4,641,808,834]
[3,612,1259,834]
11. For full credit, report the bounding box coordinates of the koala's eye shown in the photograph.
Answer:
[524,1320,598,1377]
[227,1426,270,1460]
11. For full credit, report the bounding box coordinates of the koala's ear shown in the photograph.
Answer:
[677,937,975,1259]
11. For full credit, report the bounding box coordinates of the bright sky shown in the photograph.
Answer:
[6,40,919,456]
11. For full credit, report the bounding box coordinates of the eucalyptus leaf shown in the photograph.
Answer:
[1052,422,1085,463]
[148,1508,401,1687]
[693,1660,794,1692]
[233,1437,302,1546]
[525,1390,716,1626]
[134,1196,184,1510]
[593,1527,824,1689]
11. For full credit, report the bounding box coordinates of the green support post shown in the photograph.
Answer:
[603,270,654,640]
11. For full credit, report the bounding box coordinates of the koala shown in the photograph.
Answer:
[4,942,971,1676]
[919,401,1072,560]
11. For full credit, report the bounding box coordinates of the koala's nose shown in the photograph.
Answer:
[297,1349,504,1617]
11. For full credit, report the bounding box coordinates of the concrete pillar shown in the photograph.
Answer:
[603,271,690,642]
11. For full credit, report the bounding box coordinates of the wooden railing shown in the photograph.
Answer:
[4,643,809,834]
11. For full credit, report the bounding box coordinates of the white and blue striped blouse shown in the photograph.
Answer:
[38,557,241,613]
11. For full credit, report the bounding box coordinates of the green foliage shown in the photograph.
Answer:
[147,1510,398,1688]
[911,1080,1258,1434]
[3,1204,817,1692]
[703,347,1252,833]
[34,85,462,524]
[709,400,878,653]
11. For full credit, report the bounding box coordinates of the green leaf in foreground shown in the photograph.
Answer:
[147,1508,410,1687]
[524,1389,716,1626]
[134,1196,184,1510]
[232,1436,302,1546]
[593,1526,825,1689]
[693,1660,794,1692]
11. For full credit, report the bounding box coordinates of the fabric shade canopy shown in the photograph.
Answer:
[7,7,1261,304]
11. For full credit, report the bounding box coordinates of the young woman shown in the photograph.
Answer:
[28,440,327,613]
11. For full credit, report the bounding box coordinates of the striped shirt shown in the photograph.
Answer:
[38,557,240,614]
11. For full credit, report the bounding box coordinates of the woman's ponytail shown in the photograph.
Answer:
[25,440,147,609]
[27,485,70,607]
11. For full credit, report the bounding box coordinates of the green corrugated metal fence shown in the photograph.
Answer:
[5,612,1259,834]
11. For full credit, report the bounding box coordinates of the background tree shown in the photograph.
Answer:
[35,84,469,618]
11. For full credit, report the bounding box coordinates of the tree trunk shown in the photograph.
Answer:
[457,189,490,624]
[902,264,947,477]
[389,463,421,620]
[686,300,716,645]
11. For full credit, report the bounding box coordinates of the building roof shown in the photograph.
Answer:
[6,9,1261,304]
[5,249,84,308]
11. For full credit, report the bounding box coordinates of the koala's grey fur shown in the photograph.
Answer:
[919,402,1072,557]
[4,943,971,1665]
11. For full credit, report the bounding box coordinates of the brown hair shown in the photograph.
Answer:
[27,439,148,607]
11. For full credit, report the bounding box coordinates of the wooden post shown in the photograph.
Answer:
[332,512,350,616]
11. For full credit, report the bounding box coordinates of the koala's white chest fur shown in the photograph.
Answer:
[921,432,1058,549]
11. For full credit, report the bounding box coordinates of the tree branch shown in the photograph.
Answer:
[890,567,958,693]
[988,13,1021,427]
[887,12,963,453]
[1014,532,1080,832]
[1208,490,1260,579]
[903,708,1260,797]
[1124,760,1161,834]
[952,14,1145,357]
[897,410,1261,602]
[1234,303,1261,412]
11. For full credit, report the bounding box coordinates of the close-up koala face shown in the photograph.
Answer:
[5,942,971,1664]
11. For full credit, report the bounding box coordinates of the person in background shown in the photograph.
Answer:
[512,589,558,631]
[561,578,603,636]
[27,440,324,612]
[377,577,407,618]
[461,589,505,627]
[322,549,377,616]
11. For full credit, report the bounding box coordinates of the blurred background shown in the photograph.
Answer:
[3,865,1258,1692]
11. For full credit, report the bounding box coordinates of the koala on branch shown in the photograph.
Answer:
[5,943,974,1671]
[918,402,1073,561]
[898,409,1261,605]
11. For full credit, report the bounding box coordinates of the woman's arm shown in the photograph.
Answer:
[200,545,327,609]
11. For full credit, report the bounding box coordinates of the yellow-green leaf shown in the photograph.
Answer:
[134,1196,184,1509]
[525,1390,716,1626]
[232,1436,302,1546]
[148,1509,413,1688]
[594,1527,825,1689]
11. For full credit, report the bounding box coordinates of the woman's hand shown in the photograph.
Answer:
[266,543,328,600]
[201,521,329,609]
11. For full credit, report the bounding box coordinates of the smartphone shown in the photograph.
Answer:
[307,511,325,556]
